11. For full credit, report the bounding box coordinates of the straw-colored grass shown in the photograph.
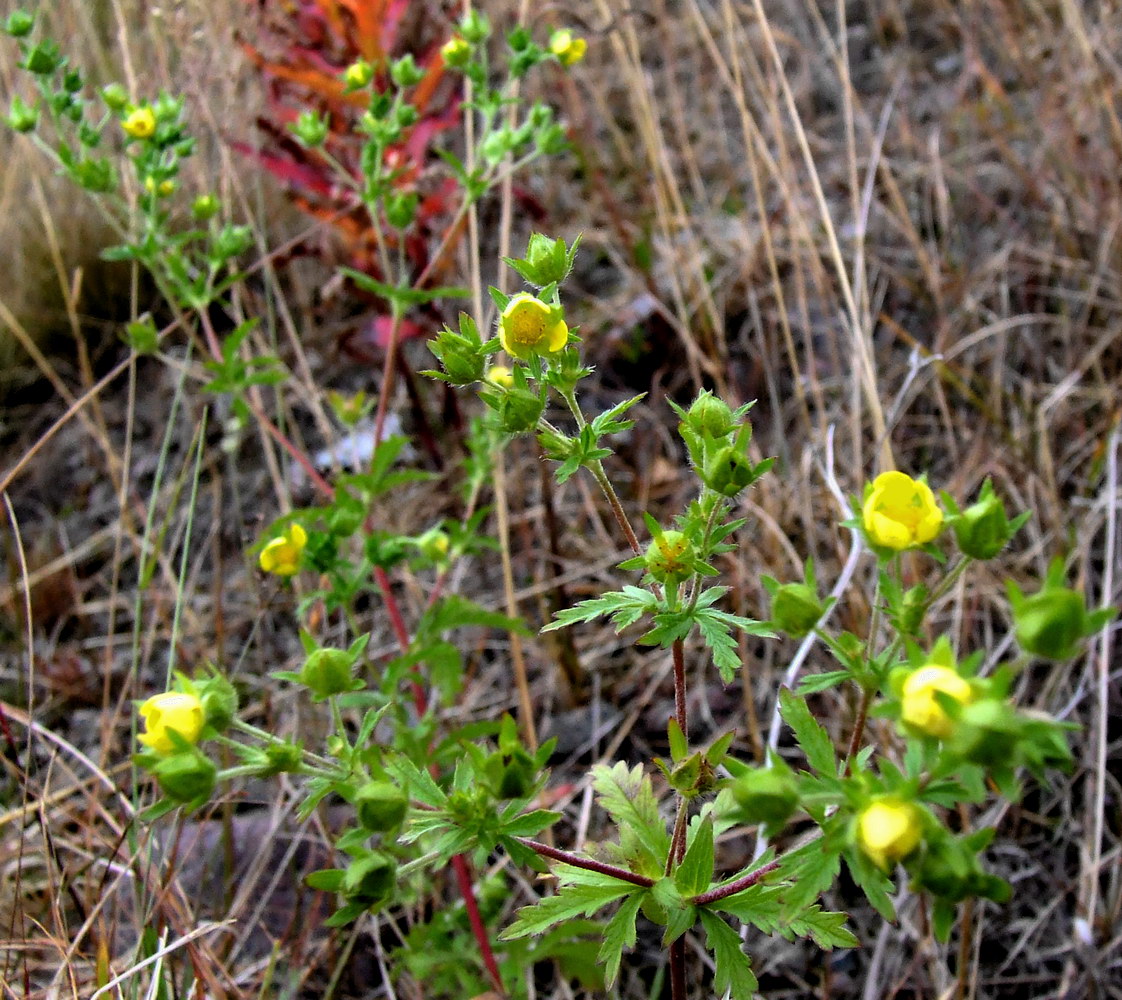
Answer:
[1,1,1119,997]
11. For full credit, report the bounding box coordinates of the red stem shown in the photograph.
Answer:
[672,640,687,739]
[517,838,655,888]
[689,860,781,907]
[452,852,505,994]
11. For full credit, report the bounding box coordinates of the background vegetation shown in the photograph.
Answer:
[0,0,1119,997]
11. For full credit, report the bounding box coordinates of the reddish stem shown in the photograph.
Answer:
[672,640,688,739]
[452,852,505,995]
[689,860,781,907]
[517,838,655,888]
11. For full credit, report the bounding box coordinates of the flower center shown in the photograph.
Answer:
[508,305,547,345]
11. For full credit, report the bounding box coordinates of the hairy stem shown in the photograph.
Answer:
[517,838,655,888]
[689,860,781,906]
[451,852,505,995]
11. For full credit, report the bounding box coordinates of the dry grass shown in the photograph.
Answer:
[1,0,1120,997]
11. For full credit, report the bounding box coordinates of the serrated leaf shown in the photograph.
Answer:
[386,756,446,808]
[420,594,528,640]
[502,809,561,838]
[695,610,742,683]
[779,688,837,776]
[777,834,842,918]
[544,590,657,633]
[598,892,642,988]
[787,906,858,950]
[592,762,671,873]
[699,911,758,1000]
[676,814,715,896]
[501,882,635,940]
[844,847,896,921]
[795,670,853,695]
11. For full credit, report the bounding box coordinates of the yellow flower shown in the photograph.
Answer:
[344,60,373,88]
[862,471,943,550]
[487,364,514,387]
[856,799,923,870]
[549,29,587,67]
[901,664,973,739]
[259,523,308,576]
[441,36,471,68]
[138,692,205,755]
[122,106,156,139]
[498,293,568,360]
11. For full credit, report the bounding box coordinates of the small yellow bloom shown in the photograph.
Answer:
[259,523,308,576]
[487,364,514,387]
[901,665,973,739]
[138,691,205,755]
[862,471,943,550]
[144,176,175,197]
[122,106,156,139]
[344,60,373,88]
[498,293,568,360]
[856,799,923,870]
[549,29,587,67]
[441,36,471,68]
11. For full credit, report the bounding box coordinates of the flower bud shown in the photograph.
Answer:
[21,41,60,75]
[947,698,1020,766]
[152,749,216,804]
[195,673,238,733]
[6,95,37,133]
[299,648,355,699]
[416,528,450,563]
[644,530,695,584]
[900,665,973,739]
[390,54,425,89]
[496,384,545,434]
[683,391,735,438]
[291,109,328,147]
[768,581,824,638]
[212,224,254,261]
[192,193,220,221]
[4,11,34,37]
[487,365,514,387]
[951,480,1025,560]
[261,741,304,775]
[729,766,800,827]
[458,10,490,43]
[384,190,418,229]
[138,692,205,755]
[856,799,923,871]
[100,83,128,111]
[1010,582,1088,661]
[427,315,486,385]
[504,233,577,287]
[342,851,397,906]
[549,29,588,67]
[862,471,943,551]
[354,781,408,832]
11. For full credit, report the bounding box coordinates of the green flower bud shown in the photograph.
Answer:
[703,445,758,497]
[1008,564,1102,662]
[299,648,355,699]
[390,54,425,88]
[291,109,328,147]
[495,753,535,799]
[950,480,1026,560]
[152,749,217,804]
[427,315,486,385]
[440,36,471,69]
[4,10,34,37]
[768,582,824,638]
[7,94,37,133]
[684,391,735,438]
[947,698,1020,766]
[644,530,695,584]
[354,781,409,832]
[496,385,545,434]
[195,672,238,733]
[385,191,418,229]
[100,82,128,111]
[459,10,490,43]
[503,233,578,287]
[729,767,800,827]
[211,224,253,261]
[416,528,450,563]
[73,158,115,193]
[342,851,397,906]
[262,741,304,775]
[192,193,220,221]
[21,40,61,75]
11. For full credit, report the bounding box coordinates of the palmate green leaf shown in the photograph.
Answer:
[694,609,742,683]
[699,911,758,1000]
[544,587,658,633]
[779,687,837,776]
[418,594,529,642]
[592,762,671,874]
[500,882,636,940]
[598,892,643,988]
